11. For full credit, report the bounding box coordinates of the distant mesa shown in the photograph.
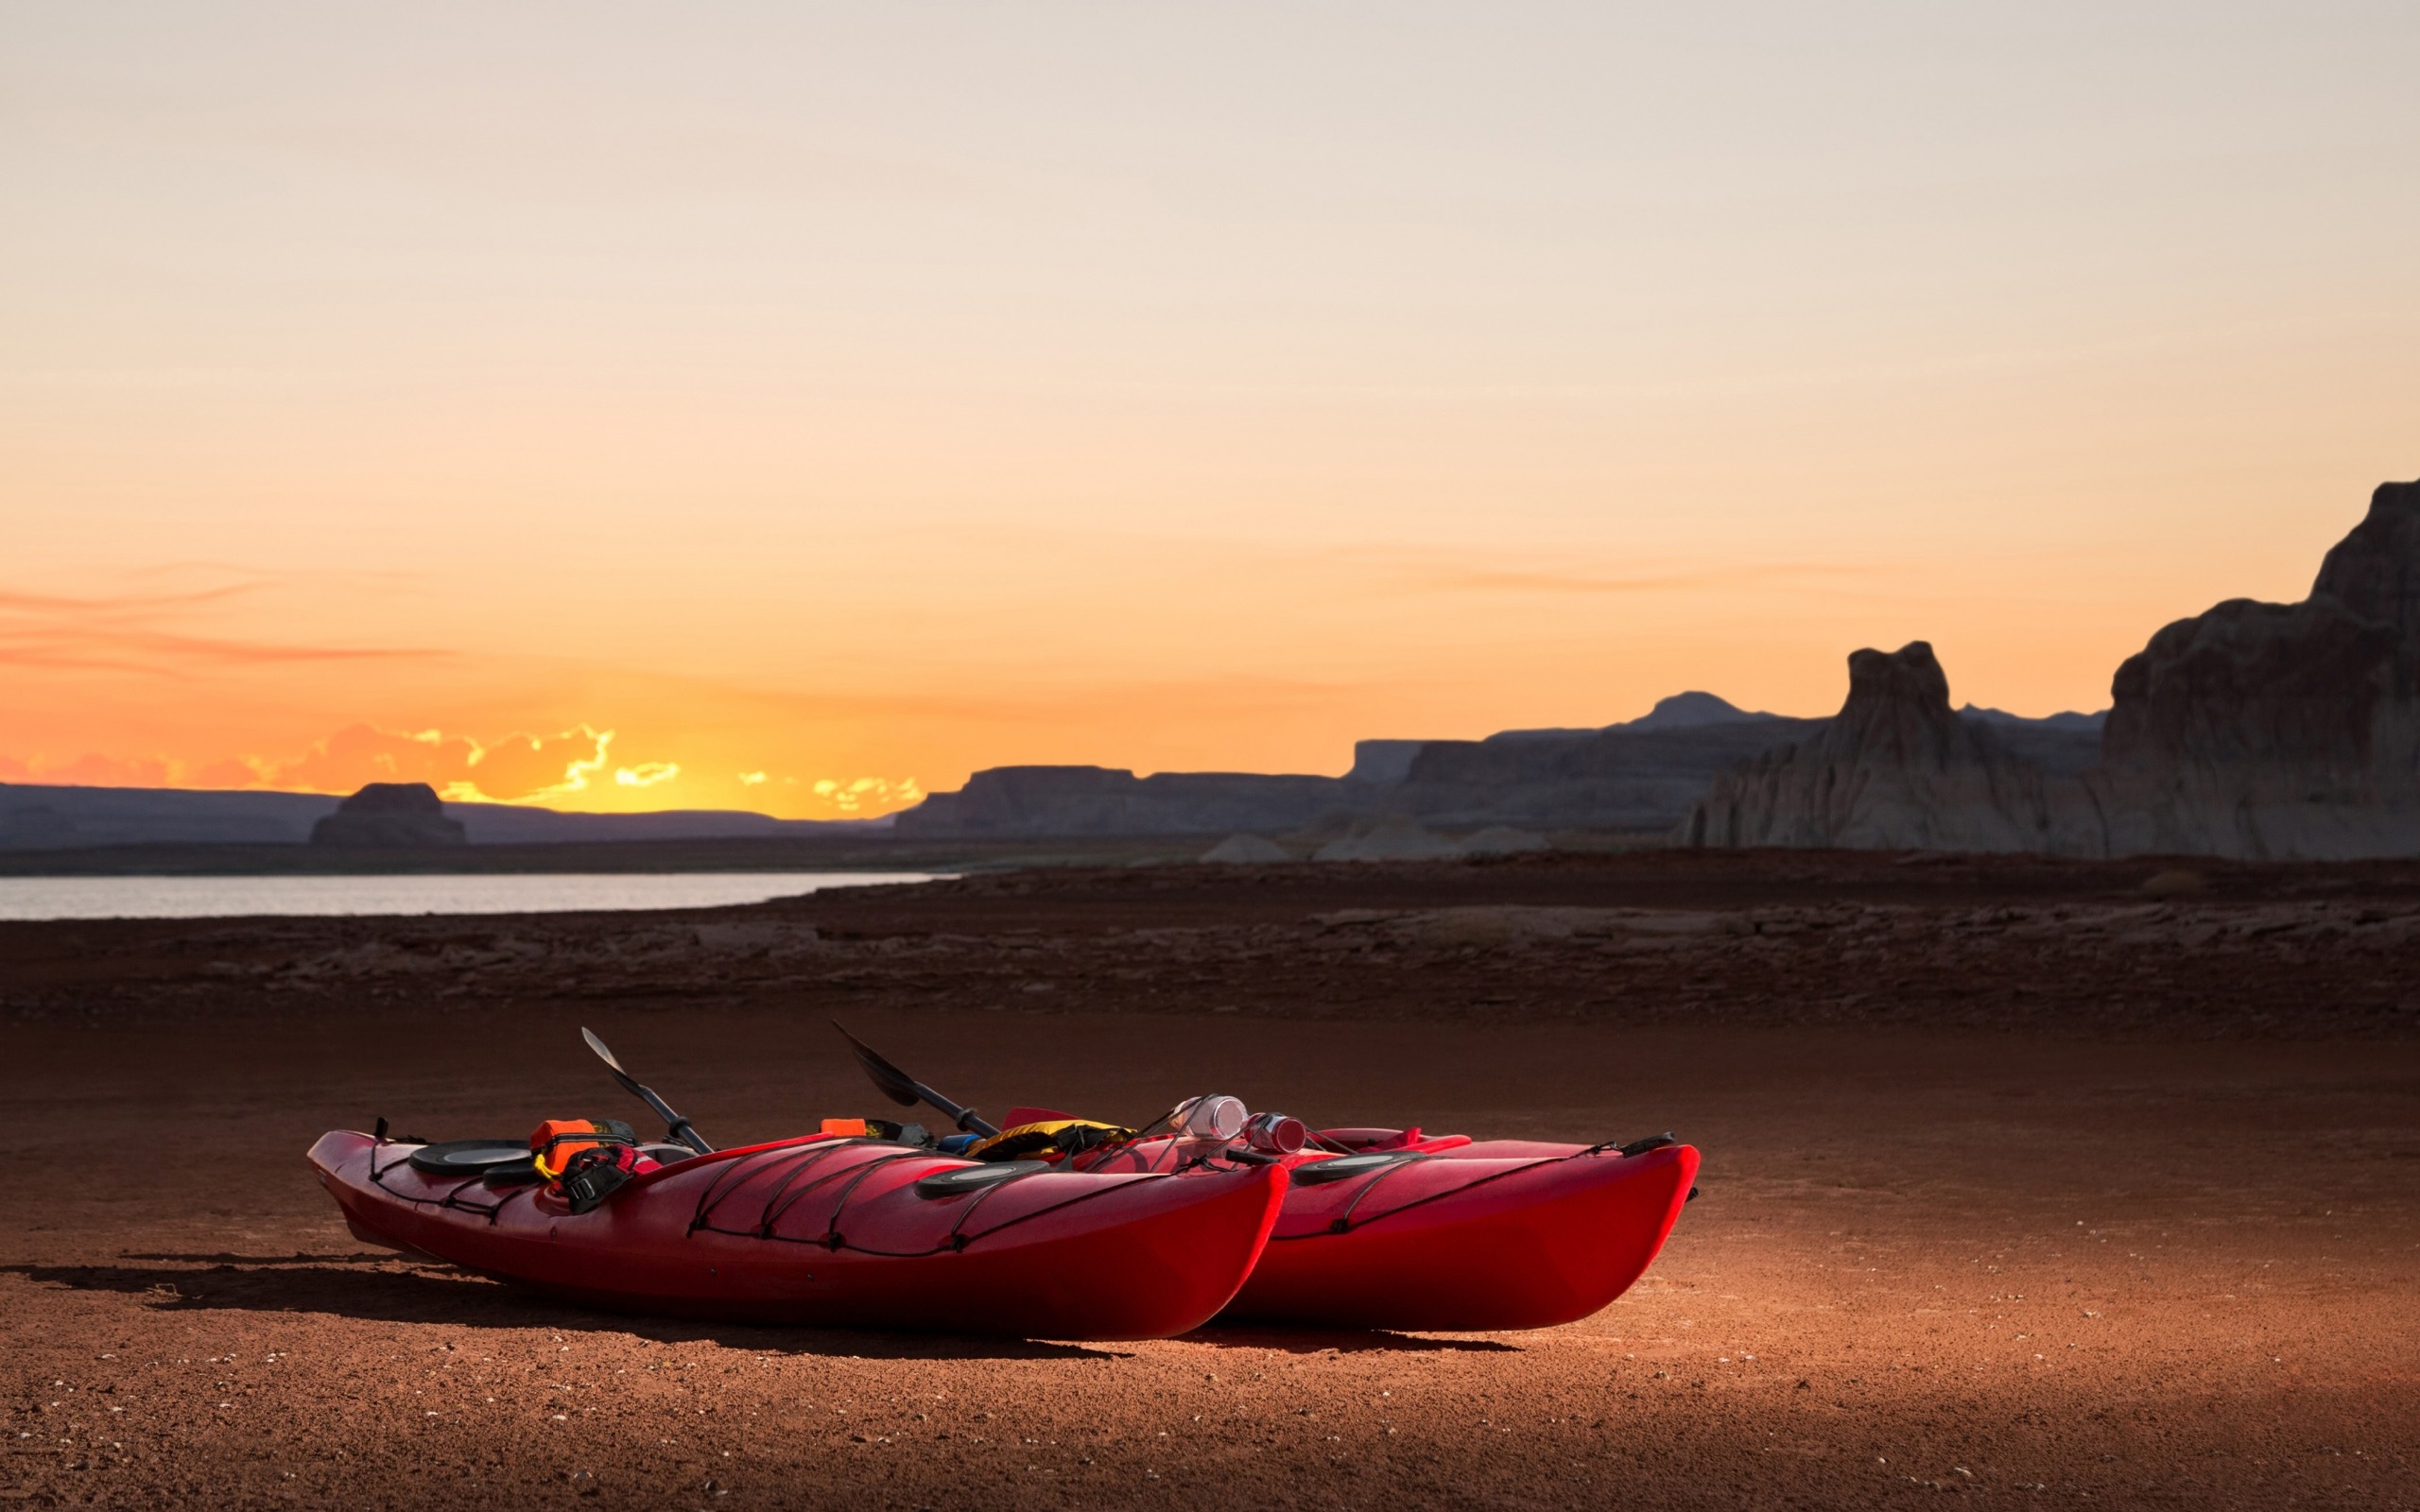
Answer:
[1345,740,1427,785]
[0,783,337,850]
[310,783,468,849]
[0,782,881,852]
[1392,705,1829,831]
[0,803,82,850]
[896,702,1843,842]
[1627,691,1780,730]
[894,765,1344,839]
[1954,703,2107,775]
[1958,703,2106,733]
[1487,690,1778,741]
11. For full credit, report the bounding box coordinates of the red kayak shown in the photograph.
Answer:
[1226,1129,1696,1330]
[309,1128,1286,1339]
[1060,1118,1698,1332]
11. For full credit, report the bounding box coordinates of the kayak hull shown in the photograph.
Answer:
[1219,1139,1698,1332]
[309,1130,1284,1339]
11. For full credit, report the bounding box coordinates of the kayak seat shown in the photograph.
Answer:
[1317,1127,1472,1154]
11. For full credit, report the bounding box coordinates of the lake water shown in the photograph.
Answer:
[0,872,942,921]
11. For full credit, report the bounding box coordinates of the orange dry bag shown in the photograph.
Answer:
[529,1118,637,1178]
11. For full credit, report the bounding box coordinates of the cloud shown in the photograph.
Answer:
[0,751,176,787]
[221,723,638,805]
[0,581,444,673]
[810,776,923,814]
[614,763,680,788]
[736,771,768,786]
[1384,558,1890,597]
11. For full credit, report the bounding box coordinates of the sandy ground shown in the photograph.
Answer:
[4,852,2417,1509]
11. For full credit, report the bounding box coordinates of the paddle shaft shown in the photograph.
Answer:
[581,1029,714,1155]
[907,1078,999,1139]
[606,1067,714,1155]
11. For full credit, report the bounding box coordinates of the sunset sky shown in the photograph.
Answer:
[6,4,2416,817]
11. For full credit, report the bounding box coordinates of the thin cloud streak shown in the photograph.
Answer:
[0,583,262,614]
[0,580,446,672]
[1377,558,1897,598]
[0,631,447,672]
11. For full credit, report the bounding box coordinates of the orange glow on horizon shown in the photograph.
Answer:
[0,722,923,819]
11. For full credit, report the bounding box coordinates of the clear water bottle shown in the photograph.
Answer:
[1173,1095,1247,1142]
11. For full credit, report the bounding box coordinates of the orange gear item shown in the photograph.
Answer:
[529,1118,636,1179]
[819,1118,869,1137]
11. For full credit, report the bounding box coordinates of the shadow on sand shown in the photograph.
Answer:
[1,1256,1114,1361]
[7,1255,1511,1358]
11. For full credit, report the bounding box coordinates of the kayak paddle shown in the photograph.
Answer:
[833,1022,1001,1139]
[581,1026,714,1155]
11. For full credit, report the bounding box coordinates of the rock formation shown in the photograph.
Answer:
[0,804,81,850]
[309,782,468,848]
[1392,713,1825,829]
[1488,691,1780,741]
[1681,644,2088,852]
[1345,740,1427,784]
[893,766,1349,838]
[1628,691,1781,730]
[1956,705,2106,775]
[0,782,870,850]
[2091,478,2420,857]
[1685,478,2420,860]
[0,783,337,848]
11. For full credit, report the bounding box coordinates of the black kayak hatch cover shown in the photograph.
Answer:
[914,1160,1049,1199]
[406,1140,534,1175]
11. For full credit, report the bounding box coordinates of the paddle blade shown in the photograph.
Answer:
[582,1027,649,1098]
[580,1027,627,1076]
[833,1022,923,1108]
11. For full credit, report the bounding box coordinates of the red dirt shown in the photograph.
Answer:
[5,851,2416,1508]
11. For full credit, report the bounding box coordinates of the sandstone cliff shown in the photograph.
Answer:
[1685,478,2420,859]
[1681,643,2092,852]
[2091,479,2420,857]
[1392,713,1824,829]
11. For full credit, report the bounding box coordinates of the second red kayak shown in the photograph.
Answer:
[1225,1132,1696,1330]
[1066,1122,1699,1331]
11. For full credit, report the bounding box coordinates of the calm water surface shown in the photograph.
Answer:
[0,872,941,921]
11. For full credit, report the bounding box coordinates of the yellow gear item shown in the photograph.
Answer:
[965,1119,1137,1162]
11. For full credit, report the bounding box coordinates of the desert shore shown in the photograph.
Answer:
[5,851,2416,1509]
